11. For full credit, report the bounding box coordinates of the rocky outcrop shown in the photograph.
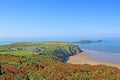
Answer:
[74,40,102,43]
[53,45,82,62]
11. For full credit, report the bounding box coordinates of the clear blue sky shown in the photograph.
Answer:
[0,0,120,38]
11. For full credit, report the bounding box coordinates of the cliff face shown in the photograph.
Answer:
[53,44,82,62]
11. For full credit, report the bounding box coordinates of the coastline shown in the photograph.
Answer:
[67,52,120,69]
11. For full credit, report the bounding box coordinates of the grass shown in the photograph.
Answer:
[0,52,8,55]
[10,50,36,57]
[0,50,37,57]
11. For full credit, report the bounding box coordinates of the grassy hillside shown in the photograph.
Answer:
[0,42,120,80]
[0,42,80,62]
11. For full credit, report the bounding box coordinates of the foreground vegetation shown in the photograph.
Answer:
[0,42,120,80]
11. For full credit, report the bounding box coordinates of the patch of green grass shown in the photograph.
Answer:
[10,50,36,57]
[0,50,37,57]
[0,51,9,55]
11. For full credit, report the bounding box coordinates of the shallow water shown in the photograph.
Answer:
[82,49,120,64]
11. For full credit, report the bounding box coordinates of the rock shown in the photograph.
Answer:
[79,40,92,43]
[94,40,102,42]
[76,40,102,43]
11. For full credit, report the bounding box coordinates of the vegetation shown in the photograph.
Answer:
[0,42,120,80]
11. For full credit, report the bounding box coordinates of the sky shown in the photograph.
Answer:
[0,0,120,38]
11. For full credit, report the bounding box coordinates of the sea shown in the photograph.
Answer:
[0,37,120,64]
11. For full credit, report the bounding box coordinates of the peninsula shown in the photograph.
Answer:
[73,40,102,43]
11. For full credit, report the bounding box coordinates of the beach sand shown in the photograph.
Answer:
[67,52,120,69]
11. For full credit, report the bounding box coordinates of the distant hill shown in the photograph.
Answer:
[73,40,102,43]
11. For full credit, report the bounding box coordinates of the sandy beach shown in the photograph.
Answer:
[67,52,120,69]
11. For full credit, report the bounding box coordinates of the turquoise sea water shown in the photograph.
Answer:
[75,38,120,64]
[0,37,120,64]
[76,38,120,54]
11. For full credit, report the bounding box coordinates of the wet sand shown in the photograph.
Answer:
[67,52,120,69]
